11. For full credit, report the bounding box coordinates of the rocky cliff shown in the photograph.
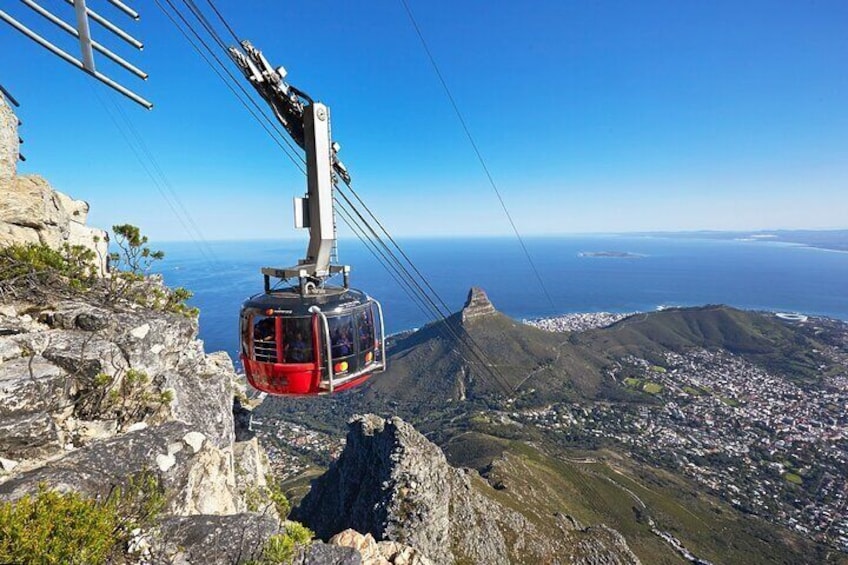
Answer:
[0,95,107,275]
[293,414,640,564]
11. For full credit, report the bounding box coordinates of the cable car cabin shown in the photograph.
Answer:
[240,286,385,395]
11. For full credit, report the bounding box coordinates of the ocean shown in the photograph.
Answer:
[154,235,848,361]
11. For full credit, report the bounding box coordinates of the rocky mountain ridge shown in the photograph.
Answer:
[293,414,640,564]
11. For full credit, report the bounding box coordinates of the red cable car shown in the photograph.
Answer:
[240,286,385,394]
[232,41,387,395]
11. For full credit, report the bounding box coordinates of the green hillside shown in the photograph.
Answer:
[445,434,840,565]
[260,299,847,562]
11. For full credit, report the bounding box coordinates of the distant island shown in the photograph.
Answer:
[635,229,848,253]
[579,251,643,258]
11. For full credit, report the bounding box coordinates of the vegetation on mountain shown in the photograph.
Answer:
[0,471,165,564]
[0,224,197,317]
[0,242,98,296]
[260,298,847,563]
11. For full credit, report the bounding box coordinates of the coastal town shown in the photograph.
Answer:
[512,313,848,552]
[250,416,344,482]
[524,311,633,332]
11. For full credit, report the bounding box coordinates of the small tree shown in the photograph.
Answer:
[110,224,165,276]
[106,225,198,317]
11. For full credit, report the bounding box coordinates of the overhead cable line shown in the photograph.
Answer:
[154,0,306,174]
[91,85,218,267]
[397,0,556,310]
[202,0,240,44]
[109,96,221,266]
[154,0,515,396]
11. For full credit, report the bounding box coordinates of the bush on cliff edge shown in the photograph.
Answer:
[0,472,165,564]
[0,224,197,317]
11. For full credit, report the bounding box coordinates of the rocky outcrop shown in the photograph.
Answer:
[0,99,107,274]
[293,415,640,564]
[0,95,17,181]
[461,286,497,324]
[0,283,285,560]
[329,529,432,565]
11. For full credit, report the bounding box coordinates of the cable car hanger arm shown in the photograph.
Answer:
[228,40,350,185]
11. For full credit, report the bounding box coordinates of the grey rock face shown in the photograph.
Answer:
[0,119,286,561]
[0,290,278,551]
[152,513,278,564]
[151,514,360,565]
[294,414,641,565]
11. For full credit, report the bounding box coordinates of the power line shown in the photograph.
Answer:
[91,85,217,266]
[397,0,556,310]
[154,0,306,173]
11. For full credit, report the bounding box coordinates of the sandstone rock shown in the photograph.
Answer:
[461,287,497,324]
[330,529,432,565]
[330,529,388,564]
[0,110,108,275]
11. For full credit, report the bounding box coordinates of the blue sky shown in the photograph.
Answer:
[2,0,847,241]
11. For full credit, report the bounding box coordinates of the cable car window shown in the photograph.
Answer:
[284,317,314,363]
[240,316,250,356]
[358,306,375,351]
[253,316,277,363]
[329,315,355,359]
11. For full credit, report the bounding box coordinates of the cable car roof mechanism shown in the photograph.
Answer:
[231,41,386,396]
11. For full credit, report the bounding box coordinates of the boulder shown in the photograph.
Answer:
[330,529,432,565]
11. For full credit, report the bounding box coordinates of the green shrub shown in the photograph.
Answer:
[107,224,198,318]
[0,486,117,564]
[0,225,197,318]
[243,477,291,519]
[260,523,314,565]
[106,368,173,428]
[0,243,97,296]
[268,478,291,519]
[0,473,164,564]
